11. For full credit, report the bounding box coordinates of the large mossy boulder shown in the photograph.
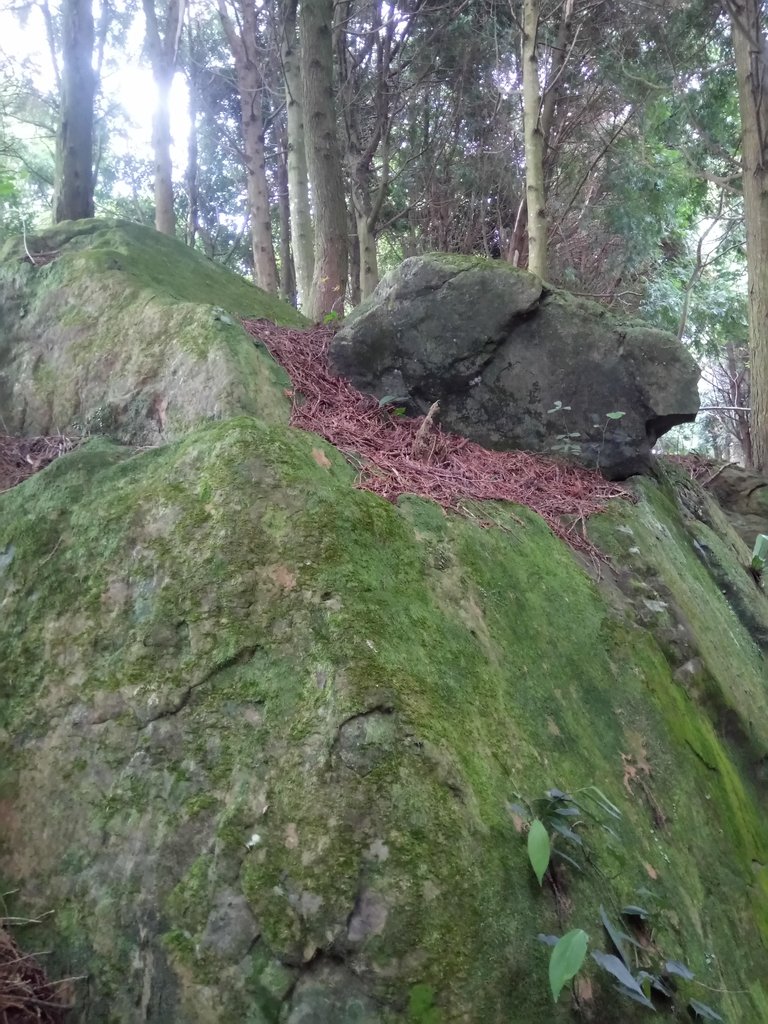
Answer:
[330,254,700,479]
[0,219,304,443]
[1,227,768,1023]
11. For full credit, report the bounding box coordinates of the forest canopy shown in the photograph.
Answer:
[0,0,765,468]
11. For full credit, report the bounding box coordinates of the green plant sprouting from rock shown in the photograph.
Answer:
[513,787,725,1021]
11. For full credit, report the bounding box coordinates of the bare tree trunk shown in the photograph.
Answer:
[281,0,314,310]
[521,0,547,279]
[301,0,348,317]
[348,204,361,307]
[336,0,396,300]
[726,0,768,470]
[54,0,96,222]
[277,134,297,305]
[541,0,574,178]
[217,0,279,294]
[726,342,753,467]
[355,202,379,299]
[185,62,200,248]
[152,66,176,234]
[142,0,185,235]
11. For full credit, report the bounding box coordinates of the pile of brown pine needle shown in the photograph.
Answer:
[0,927,71,1023]
[0,435,81,494]
[0,323,631,556]
[244,318,630,552]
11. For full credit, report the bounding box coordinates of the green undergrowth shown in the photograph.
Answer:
[1,419,767,1021]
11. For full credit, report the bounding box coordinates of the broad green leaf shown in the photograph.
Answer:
[621,904,650,920]
[643,972,674,998]
[527,819,550,885]
[614,983,656,1010]
[664,959,694,981]
[377,394,409,407]
[546,788,571,800]
[599,905,630,965]
[688,999,724,1021]
[606,411,626,419]
[549,929,589,1002]
[551,821,583,846]
[591,951,653,1008]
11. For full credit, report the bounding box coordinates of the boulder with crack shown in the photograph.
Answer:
[330,254,700,479]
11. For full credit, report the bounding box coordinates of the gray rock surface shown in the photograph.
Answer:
[199,889,261,960]
[330,254,700,479]
[703,462,768,547]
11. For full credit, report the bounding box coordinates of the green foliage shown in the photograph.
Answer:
[527,818,551,885]
[517,785,726,1020]
[549,929,589,1002]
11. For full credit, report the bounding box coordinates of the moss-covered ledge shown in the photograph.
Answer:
[0,220,304,444]
[1,419,768,1022]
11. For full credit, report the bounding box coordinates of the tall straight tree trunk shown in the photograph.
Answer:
[142,0,185,236]
[348,204,361,307]
[152,66,176,234]
[726,0,768,469]
[726,341,753,467]
[521,0,547,279]
[281,0,314,310]
[218,0,279,294]
[337,0,395,301]
[277,134,297,305]
[540,0,574,167]
[185,67,200,247]
[238,60,279,292]
[355,205,378,299]
[54,0,96,222]
[301,0,348,317]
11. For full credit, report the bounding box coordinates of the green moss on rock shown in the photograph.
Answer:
[0,219,302,442]
[1,417,768,1022]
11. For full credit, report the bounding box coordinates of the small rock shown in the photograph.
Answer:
[347,889,388,943]
[199,889,260,961]
[674,658,705,685]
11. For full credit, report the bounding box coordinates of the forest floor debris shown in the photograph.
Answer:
[0,926,70,1023]
[245,319,630,552]
[0,324,632,556]
[0,435,81,494]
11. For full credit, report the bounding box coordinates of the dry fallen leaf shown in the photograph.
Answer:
[268,565,297,590]
[311,446,332,468]
[509,812,525,834]
[575,976,594,1003]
